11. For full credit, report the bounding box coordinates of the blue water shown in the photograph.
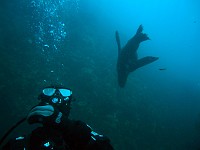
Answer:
[0,0,200,149]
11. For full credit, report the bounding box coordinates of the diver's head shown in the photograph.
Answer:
[38,85,73,117]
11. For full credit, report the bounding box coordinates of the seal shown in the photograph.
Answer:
[116,25,159,88]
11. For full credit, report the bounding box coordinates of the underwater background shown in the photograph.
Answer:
[0,0,200,149]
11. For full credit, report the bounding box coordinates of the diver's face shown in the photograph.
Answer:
[49,89,70,105]
[41,87,72,117]
[42,88,72,105]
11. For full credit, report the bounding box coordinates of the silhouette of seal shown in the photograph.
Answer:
[116,25,159,87]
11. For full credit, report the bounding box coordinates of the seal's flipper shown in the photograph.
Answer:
[131,56,159,71]
[136,24,143,34]
[115,31,121,55]
[135,25,150,43]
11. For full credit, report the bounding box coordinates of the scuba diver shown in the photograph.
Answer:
[0,85,114,150]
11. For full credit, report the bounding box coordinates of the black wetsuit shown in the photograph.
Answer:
[2,120,114,150]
